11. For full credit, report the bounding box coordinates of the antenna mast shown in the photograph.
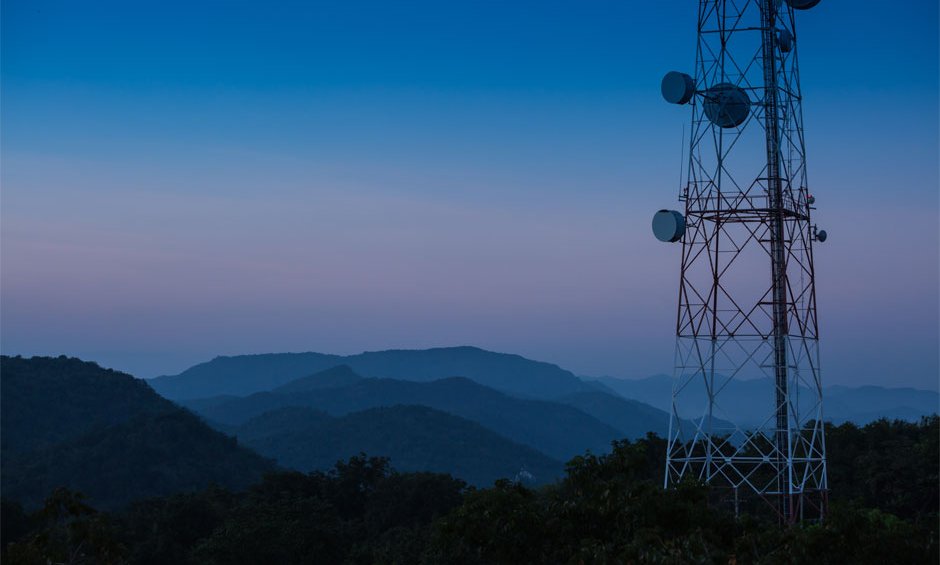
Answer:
[654,0,828,523]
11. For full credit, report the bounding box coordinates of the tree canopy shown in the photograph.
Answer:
[2,417,936,564]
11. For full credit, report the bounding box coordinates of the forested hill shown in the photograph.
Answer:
[0,356,274,509]
[1,355,174,454]
[149,346,604,400]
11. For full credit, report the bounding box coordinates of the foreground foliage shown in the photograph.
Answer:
[2,417,937,564]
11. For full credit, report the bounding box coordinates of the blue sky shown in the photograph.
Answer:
[2,0,938,388]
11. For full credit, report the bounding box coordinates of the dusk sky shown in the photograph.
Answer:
[2,1,937,389]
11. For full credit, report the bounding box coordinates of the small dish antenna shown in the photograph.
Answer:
[652,210,686,242]
[661,71,695,105]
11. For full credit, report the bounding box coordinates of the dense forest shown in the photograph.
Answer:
[3,417,937,564]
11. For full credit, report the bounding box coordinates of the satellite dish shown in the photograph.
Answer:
[652,210,686,243]
[817,229,827,242]
[703,83,751,128]
[787,0,822,9]
[661,71,695,105]
[777,28,793,53]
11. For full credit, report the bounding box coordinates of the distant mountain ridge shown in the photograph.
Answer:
[150,352,343,399]
[274,364,362,393]
[555,391,670,438]
[149,346,602,401]
[149,346,933,431]
[591,374,939,426]
[184,369,625,461]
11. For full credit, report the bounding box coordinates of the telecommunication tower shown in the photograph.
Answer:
[654,0,828,523]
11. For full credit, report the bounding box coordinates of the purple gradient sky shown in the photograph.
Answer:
[2,1,937,388]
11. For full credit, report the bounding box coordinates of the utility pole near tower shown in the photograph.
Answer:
[654,0,828,524]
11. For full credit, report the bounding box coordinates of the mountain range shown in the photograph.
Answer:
[171,361,726,479]
[4,347,934,509]
[183,366,632,462]
[149,346,608,401]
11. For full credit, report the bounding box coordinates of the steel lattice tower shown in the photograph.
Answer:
[654,0,828,523]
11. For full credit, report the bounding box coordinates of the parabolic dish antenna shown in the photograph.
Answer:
[652,210,686,243]
[703,83,751,128]
[661,71,695,105]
